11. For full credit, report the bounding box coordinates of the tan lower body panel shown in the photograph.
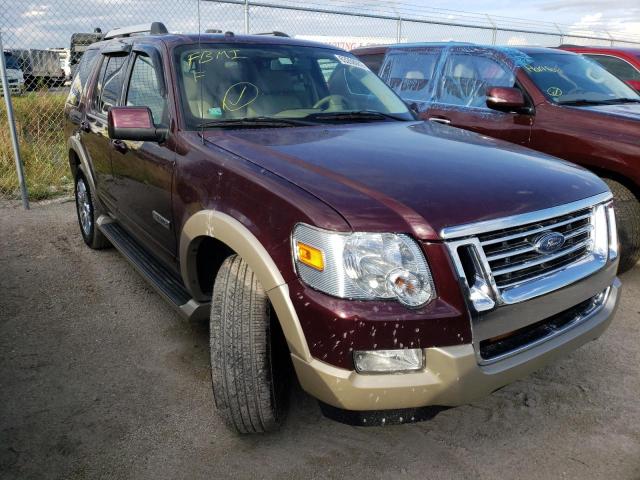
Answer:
[292,279,619,411]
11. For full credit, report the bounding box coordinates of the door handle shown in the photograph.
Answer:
[80,120,91,132]
[428,117,451,125]
[110,139,128,154]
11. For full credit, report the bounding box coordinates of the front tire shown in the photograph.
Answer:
[74,172,110,250]
[604,178,640,273]
[210,255,290,434]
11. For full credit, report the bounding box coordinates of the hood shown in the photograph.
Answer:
[572,102,640,121]
[205,121,607,240]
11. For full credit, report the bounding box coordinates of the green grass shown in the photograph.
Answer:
[0,92,70,200]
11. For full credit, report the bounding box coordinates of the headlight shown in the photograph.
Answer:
[292,223,435,308]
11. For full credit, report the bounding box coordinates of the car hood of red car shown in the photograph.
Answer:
[205,120,608,240]
[571,101,640,121]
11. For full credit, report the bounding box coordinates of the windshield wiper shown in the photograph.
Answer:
[601,97,640,104]
[303,110,408,122]
[198,116,314,129]
[558,97,640,106]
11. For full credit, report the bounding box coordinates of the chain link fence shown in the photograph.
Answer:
[1,0,639,199]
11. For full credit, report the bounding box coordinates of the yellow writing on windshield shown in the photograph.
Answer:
[222,82,260,111]
[523,65,562,74]
[186,49,247,68]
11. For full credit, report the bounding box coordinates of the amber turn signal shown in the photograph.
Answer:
[296,241,325,271]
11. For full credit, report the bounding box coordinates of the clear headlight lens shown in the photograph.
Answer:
[292,224,434,308]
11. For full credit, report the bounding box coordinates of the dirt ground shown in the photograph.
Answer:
[1,198,639,480]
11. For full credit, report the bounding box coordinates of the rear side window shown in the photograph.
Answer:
[67,49,99,106]
[93,55,128,115]
[357,53,385,74]
[436,53,516,109]
[584,54,640,82]
[379,49,441,103]
[126,53,167,125]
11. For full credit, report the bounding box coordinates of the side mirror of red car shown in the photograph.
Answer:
[486,87,528,113]
[107,106,168,143]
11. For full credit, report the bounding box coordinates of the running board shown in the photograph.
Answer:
[97,216,209,321]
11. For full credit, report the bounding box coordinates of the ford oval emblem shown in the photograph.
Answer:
[533,232,566,254]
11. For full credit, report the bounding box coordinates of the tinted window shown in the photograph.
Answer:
[437,53,516,108]
[358,53,384,74]
[584,54,640,81]
[523,52,639,104]
[379,49,441,103]
[126,53,167,125]
[4,52,19,70]
[94,55,127,115]
[67,49,99,106]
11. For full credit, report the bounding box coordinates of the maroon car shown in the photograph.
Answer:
[354,44,640,272]
[559,45,640,92]
[65,25,620,433]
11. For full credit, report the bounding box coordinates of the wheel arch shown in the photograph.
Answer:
[68,136,97,194]
[180,210,311,362]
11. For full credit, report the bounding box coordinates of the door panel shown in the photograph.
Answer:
[422,49,532,145]
[84,54,129,210]
[111,50,176,260]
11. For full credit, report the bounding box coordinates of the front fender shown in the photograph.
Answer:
[180,210,311,362]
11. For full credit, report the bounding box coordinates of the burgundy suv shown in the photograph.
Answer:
[65,25,620,433]
[353,44,640,272]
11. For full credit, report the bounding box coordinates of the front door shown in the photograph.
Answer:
[84,54,129,212]
[421,48,533,146]
[111,47,176,262]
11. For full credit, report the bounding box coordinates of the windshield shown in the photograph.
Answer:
[174,44,413,129]
[522,52,640,104]
[4,52,20,70]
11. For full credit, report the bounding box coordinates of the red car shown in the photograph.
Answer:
[354,44,640,272]
[559,45,640,92]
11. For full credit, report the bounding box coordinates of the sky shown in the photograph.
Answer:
[1,0,638,49]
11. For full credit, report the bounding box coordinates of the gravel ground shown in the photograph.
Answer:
[1,198,639,480]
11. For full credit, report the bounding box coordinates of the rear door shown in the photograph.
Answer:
[84,52,129,211]
[421,48,533,146]
[110,45,176,261]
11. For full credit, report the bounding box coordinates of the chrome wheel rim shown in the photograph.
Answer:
[76,178,92,236]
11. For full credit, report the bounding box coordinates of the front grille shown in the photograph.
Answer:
[478,207,594,289]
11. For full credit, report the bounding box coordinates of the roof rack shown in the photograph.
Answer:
[254,31,289,37]
[104,22,168,40]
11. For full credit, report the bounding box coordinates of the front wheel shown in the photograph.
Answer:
[604,178,640,273]
[209,255,290,434]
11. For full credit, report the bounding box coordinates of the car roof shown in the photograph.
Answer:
[90,33,345,51]
[355,42,575,56]
[560,45,640,55]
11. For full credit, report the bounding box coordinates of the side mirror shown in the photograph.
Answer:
[486,87,528,113]
[107,106,167,142]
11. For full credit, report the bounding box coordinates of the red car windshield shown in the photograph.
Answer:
[523,52,640,104]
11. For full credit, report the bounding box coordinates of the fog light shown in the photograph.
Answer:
[353,349,424,373]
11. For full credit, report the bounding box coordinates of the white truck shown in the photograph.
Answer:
[10,48,66,90]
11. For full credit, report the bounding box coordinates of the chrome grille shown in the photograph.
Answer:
[478,207,594,289]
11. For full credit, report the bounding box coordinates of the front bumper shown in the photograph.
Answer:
[292,276,620,411]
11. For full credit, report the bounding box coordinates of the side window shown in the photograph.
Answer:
[67,49,99,106]
[585,54,640,82]
[93,55,127,115]
[126,53,167,125]
[379,50,440,103]
[437,53,515,109]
